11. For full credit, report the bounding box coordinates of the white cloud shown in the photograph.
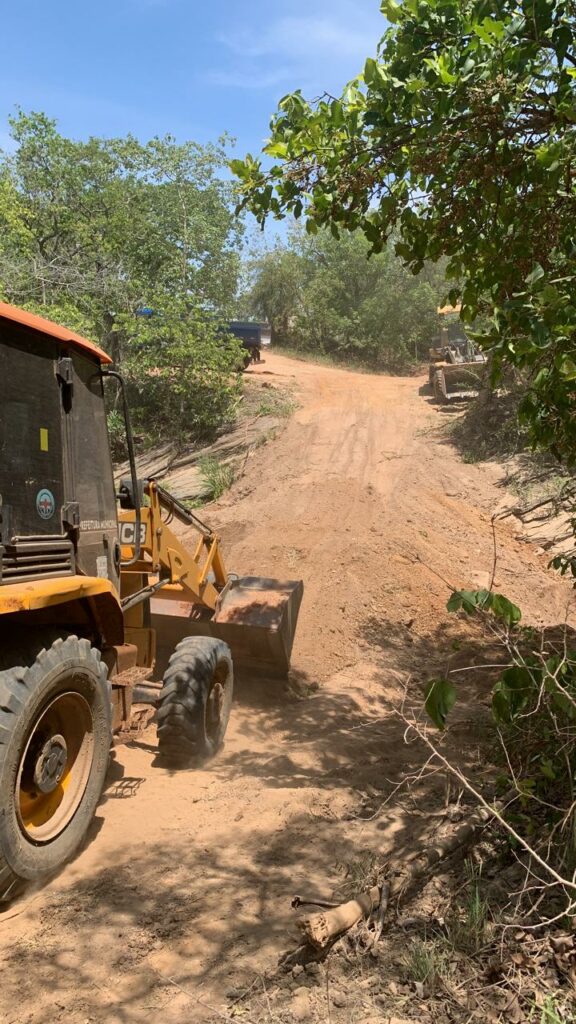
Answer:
[220,14,378,62]
[209,2,383,93]
[206,67,295,90]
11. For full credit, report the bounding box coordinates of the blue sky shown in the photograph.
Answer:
[0,0,385,157]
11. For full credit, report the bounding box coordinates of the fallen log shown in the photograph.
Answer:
[290,793,513,953]
[395,800,498,904]
[296,885,381,949]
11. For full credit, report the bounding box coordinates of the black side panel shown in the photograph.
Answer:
[71,353,119,591]
[0,324,119,590]
[0,327,65,541]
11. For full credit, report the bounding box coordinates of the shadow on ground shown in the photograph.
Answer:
[0,805,470,1023]
[0,598,534,1024]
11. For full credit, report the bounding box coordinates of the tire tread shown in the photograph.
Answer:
[0,633,111,902]
[156,637,232,764]
[0,666,25,899]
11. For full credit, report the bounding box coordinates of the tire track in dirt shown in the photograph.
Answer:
[1,353,573,1024]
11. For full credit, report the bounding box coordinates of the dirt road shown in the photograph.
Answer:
[1,353,572,1024]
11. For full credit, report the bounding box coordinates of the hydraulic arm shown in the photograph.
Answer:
[118,479,303,677]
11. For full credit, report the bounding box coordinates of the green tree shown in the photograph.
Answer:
[234,0,576,461]
[244,227,444,368]
[0,111,244,444]
[245,244,306,345]
[0,111,241,355]
[118,300,243,443]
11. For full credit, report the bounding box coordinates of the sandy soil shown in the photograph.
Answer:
[1,353,573,1024]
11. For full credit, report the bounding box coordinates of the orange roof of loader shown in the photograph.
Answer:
[0,302,113,364]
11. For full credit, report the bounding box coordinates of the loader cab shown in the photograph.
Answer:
[0,304,121,592]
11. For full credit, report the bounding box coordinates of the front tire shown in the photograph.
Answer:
[156,637,233,765]
[433,368,448,402]
[0,636,111,901]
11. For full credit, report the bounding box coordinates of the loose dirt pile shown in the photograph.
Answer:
[1,353,573,1024]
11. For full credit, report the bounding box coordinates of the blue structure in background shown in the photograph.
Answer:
[227,321,271,367]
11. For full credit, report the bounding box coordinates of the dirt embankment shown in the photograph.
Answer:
[1,353,573,1024]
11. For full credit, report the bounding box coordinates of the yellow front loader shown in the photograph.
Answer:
[0,302,302,900]
[429,304,487,402]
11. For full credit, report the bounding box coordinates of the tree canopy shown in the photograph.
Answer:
[234,0,576,462]
[0,111,244,440]
[243,227,445,369]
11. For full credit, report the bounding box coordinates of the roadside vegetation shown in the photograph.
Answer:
[198,456,235,501]
[233,0,576,1011]
[0,109,450,452]
[236,1,576,466]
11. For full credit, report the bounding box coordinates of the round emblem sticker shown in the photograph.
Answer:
[36,488,56,521]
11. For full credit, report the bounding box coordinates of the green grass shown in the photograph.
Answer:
[462,881,490,952]
[506,465,571,504]
[400,937,449,989]
[241,372,299,422]
[274,343,409,376]
[531,995,576,1023]
[198,457,235,500]
[446,861,490,955]
[256,393,297,418]
[336,852,380,898]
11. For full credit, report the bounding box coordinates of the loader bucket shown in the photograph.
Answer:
[150,576,303,678]
[442,361,484,390]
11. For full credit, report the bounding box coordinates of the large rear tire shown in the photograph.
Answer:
[433,368,448,402]
[0,635,111,901]
[156,637,233,765]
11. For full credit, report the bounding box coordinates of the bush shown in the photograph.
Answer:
[106,409,127,461]
[244,229,445,371]
[119,301,244,445]
[425,590,576,920]
[198,457,235,500]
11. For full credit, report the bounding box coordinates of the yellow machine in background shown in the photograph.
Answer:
[429,304,487,402]
[0,302,302,900]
